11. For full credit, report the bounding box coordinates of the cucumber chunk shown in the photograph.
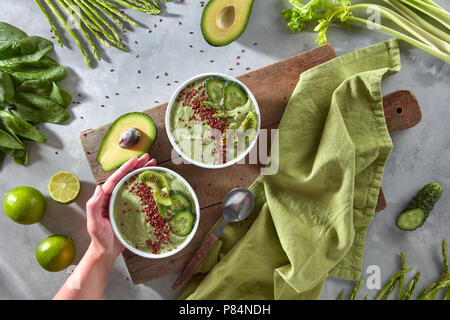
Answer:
[170,210,194,236]
[168,190,192,212]
[396,208,426,231]
[224,82,248,110]
[206,77,225,104]
[396,182,442,231]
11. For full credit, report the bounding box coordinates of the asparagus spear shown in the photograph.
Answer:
[417,239,449,300]
[337,290,345,300]
[56,0,102,61]
[73,0,126,50]
[92,0,140,27]
[44,0,92,67]
[110,0,159,14]
[397,251,406,299]
[349,279,364,300]
[401,272,420,300]
[383,278,399,300]
[375,268,413,300]
[34,0,64,47]
[78,0,121,41]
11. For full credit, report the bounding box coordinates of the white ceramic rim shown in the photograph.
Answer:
[109,166,200,259]
[165,72,261,169]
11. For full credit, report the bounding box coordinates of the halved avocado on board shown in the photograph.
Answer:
[96,113,157,172]
[201,0,254,46]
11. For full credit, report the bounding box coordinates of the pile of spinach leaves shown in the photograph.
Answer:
[0,22,71,166]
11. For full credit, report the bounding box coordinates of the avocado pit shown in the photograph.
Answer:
[119,128,141,148]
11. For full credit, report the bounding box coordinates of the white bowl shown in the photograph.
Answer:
[165,72,261,169]
[109,166,200,259]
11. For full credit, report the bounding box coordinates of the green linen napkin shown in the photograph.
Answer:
[181,39,401,300]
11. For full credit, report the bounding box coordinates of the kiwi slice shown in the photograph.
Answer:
[239,111,258,131]
[139,170,172,206]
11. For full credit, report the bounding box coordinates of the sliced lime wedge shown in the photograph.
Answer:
[48,172,80,205]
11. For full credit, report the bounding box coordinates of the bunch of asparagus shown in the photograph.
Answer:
[34,0,169,67]
[339,239,449,300]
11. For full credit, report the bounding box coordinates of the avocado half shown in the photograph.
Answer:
[201,0,254,46]
[96,112,157,172]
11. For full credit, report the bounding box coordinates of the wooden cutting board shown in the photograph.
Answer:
[79,45,422,284]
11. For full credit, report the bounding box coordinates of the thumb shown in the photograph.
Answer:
[86,186,105,222]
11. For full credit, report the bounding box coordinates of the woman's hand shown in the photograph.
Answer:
[86,153,156,259]
[54,154,156,300]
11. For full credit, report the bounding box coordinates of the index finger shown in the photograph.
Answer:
[102,156,138,195]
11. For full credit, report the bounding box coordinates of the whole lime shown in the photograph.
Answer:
[3,186,46,224]
[36,235,76,272]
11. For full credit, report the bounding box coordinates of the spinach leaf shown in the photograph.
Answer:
[0,146,28,165]
[17,80,71,107]
[0,128,24,149]
[0,22,27,41]
[0,70,14,101]
[0,36,53,68]
[11,92,70,124]
[5,56,67,83]
[0,149,4,166]
[0,109,46,142]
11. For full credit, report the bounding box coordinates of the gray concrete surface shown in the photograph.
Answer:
[0,0,449,300]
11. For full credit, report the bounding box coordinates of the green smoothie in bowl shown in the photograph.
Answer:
[110,167,199,258]
[166,73,260,168]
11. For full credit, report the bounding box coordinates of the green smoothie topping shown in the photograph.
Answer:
[169,76,258,165]
[114,169,196,254]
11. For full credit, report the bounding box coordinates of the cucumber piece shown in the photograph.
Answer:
[168,190,192,212]
[405,182,442,218]
[224,82,248,111]
[170,210,194,236]
[206,77,225,104]
[139,170,172,206]
[396,182,442,231]
[396,208,426,231]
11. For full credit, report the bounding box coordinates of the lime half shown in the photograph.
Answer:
[48,172,80,204]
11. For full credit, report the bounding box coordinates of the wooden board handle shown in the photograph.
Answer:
[172,232,219,291]
[376,90,422,212]
[383,90,422,132]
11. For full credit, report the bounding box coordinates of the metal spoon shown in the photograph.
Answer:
[172,188,255,290]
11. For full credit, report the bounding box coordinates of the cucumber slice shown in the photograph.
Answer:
[168,190,192,212]
[170,210,194,236]
[139,170,172,206]
[206,77,225,104]
[396,208,426,231]
[224,82,248,111]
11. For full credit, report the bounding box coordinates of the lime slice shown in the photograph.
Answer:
[48,172,80,204]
